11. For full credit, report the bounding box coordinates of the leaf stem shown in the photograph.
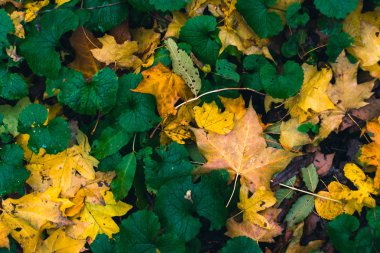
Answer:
[226,174,239,208]
[278,183,342,203]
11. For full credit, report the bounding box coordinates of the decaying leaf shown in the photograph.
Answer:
[285,222,323,253]
[24,0,49,22]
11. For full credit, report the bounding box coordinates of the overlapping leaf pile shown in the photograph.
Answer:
[0,0,379,252]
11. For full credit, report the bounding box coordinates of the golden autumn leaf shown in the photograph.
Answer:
[280,118,311,150]
[132,63,193,117]
[359,117,380,189]
[36,228,85,253]
[238,184,277,229]
[327,52,374,111]
[55,0,71,6]
[192,102,296,191]
[315,163,378,220]
[90,34,142,69]
[131,27,161,64]
[165,11,188,38]
[194,101,234,134]
[285,64,336,123]
[0,220,10,249]
[66,191,132,241]
[24,0,49,22]
[10,11,25,39]
[285,222,323,253]
[68,27,102,79]
[219,95,246,120]
[315,191,344,220]
[226,208,283,242]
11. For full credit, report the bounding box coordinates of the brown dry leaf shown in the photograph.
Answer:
[358,117,380,189]
[109,21,131,44]
[36,228,86,253]
[131,28,161,65]
[226,208,283,242]
[327,52,374,111]
[313,152,335,176]
[192,102,296,191]
[132,63,193,118]
[285,222,323,253]
[91,34,142,70]
[165,11,188,38]
[68,27,102,79]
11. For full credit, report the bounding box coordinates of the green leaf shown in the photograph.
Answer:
[0,68,28,100]
[285,195,314,227]
[301,164,319,192]
[314,0,358,19]
[275,189,294,205]
[90,234,115,253]
[366,207,380,236]
[243,54,269,72]
[0,9,14,48]
[180,15,221,65]
[240,73,263,91]
[318,18,343,36]
[220,237,262,253]
[20,9,79,78]
[115,73,160,132]
[260,61,304,98]
[155,172,228,242]
[17,104,70,154]
[286,3,309,28]
[56,67,118,115]
[355,227,377,253]
[0,97,30,136]
[116,210,185,253]
[328,214,359,253]
[144,143,193,191]
[165,38,201,95]
[0,144,29,196]
[281,35,299,58]
[84,0,129,32]
[149,0,188,11]
[154,48,171,66]
[91,125,132,160]
[128,0,155,12]
[111,153,137,200]
[216,59,240,82]
[236,0,283,38]
[326,32,353,62]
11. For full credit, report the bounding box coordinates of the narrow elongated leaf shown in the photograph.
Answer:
[301,164,319,192]
[111,153,137,200]
[285,195,315,227]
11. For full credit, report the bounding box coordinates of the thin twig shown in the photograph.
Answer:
[132,133,137,153]
[279,183,342,203]
[347,112,371,143]
[301,44,328,59]
[226,174,239,208]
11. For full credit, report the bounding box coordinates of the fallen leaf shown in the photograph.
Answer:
[132,63,193,117]
[313,152,335,176]
[91,34,142,70]
[315,191,344,220]
[24,0,49,22]
[280,118,311,150]
[219,95,246,120]
[10,11,25,39]
[0,220,10,249]
[165,11,188,38]
[36,228,86,253]
[285,222,323,253]
[194,101,234,134]
[131,27,161,64]
[192,102,296,191]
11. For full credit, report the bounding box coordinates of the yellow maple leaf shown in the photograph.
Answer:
[165,11,188,38]
[280,118,311,150]
[194,101,234,134]
[10,11,25,39]
[315,163,378,220]
[132,63,193,118]
[327,52,374,111]
[24,131,99,197]
[358,117,380,189]
[68,27,102,79]
[219,95,246,120]
[90,34,142,69]
[192,102,296,191]
[0,220,10,249]
[24,0,49,22]
[226,207,283,242]
[36,228,85,253]
[238,184,276,229]
[66,191,132,241]
[285,64,336,123]
[131,27,161,65]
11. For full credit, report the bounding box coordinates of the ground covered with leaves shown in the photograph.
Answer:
[0,0,380,252]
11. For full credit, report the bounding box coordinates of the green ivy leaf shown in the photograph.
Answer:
[243,54,269,72]
[144,143,193,191]
[84,0,129,32]
[154,48,171,66]
[116,210,185,253]
[285,195,314,227]
[260,61,304,98]
[20,9,79,79]
[236,0,283,38]
[281,35,299,58]
[128,0,155,12]
[111,152,137,200]
[216,59,240,82]
[180,15,220,65]
[0,68,28,100]
[366,207,380,236]
[301,164,319,192]
[115,73,160,132]
[328,214,359,253]
[90,234,115,253]
[0,97,30,137]
[155,172,228,242]
[220,237,262,253]
[0,9,14,48]
[165,38,201,95]
[0,144,29,196]
[91,125,132,160]
[326,32,353,62]
[56,67,118,115]
[17,104,70,154]
[149,0,188,11]
[314,0,358,19]
[286,3,309,28]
